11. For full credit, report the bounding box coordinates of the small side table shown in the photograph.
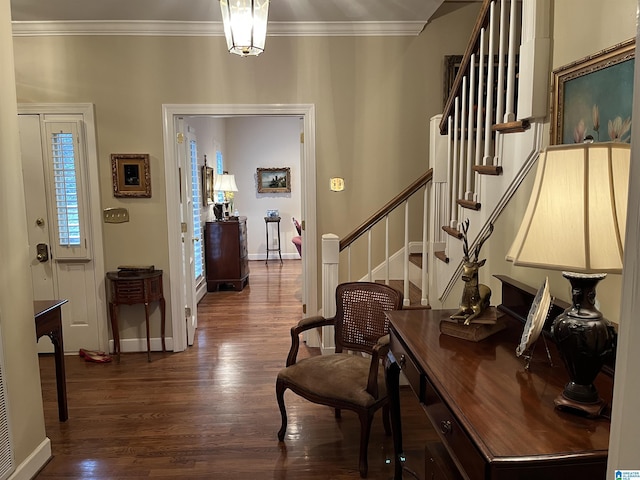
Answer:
[264,216,283,264]
[34,299,69,422]
[106,270,166,362]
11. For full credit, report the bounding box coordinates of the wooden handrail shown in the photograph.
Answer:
[340,169,433,251]
[439,0,493,135]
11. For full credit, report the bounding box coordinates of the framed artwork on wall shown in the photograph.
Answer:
[111,153,151,198]
[202,165,214,205]
[257,167,291,193]
[551,38,635,145]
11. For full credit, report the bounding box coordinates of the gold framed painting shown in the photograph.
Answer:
[551,38,635,145]
[257,167,291,193]
[202,165,214,205]
[111,153,151,198]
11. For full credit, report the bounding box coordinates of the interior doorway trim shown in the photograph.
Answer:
[162,103,318,352]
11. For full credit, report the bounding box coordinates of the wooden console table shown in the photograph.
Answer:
[106,270,166,362]
[385,279,613,480]
[34,299,69,422]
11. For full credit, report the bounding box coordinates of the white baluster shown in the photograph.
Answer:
[493,0,507,165]
[421,184,430,306]
[475,27,486,169]
[450,101,459,229]
[466,55,476,200]
[385,215,390,286]
[474,28,487,203]
[504,0,518,123]
[367,229,372,282]
[403,201,410,307]
[485,0,499,166]
[459,76,467,205]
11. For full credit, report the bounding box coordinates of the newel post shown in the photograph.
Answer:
[321,234,339,353]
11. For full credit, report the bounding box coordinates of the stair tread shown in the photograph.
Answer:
[435,251,449,264]
[456,199,481,211]
[442,226,462,239]
[473,165,503,176]
[492,119,531,133]
[409,253,422,268]
[377,279,428,308]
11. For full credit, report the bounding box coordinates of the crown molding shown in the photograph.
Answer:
[11,20,426,37]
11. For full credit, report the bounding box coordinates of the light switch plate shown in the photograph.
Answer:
[103,207,129,223]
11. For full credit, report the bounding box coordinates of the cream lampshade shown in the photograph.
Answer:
[507,141,630,416]
[214,173,238,218]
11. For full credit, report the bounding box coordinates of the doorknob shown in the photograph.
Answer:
[35,217,45,227]
[36,243,49,262]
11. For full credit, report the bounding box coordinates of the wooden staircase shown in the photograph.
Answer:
[321,0,551,319]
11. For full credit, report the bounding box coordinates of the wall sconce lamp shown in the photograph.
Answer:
[219,0,270,57]
[507,142,630,416]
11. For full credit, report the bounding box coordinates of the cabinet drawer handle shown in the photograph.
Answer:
[440,420,452,435]
[398,354,406,369]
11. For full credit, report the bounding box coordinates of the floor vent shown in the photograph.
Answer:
[0,327,15,480]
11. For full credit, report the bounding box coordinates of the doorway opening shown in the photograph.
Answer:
[162,104,318,353]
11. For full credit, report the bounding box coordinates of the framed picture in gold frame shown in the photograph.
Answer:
[551,38,635,145]
[202,165,214,205]
[111,154,151,198]
[257,167,291,193]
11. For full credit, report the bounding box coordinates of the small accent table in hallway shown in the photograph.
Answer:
[34,299,69,422]
[264,216,283,264]
[106,270,166,362]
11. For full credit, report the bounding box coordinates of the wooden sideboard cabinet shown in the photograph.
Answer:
[205,218,249,292]
[385,276,614,480]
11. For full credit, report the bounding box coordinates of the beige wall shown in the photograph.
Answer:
[486,0,637,324]
[12,1,481,334]
[1,0,48,470]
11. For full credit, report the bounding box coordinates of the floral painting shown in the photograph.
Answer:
[551,39,635,145]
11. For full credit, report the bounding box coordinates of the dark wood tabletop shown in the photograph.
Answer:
[386,307,613,479]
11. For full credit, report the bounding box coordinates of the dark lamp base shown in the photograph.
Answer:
[554,394,606,418]
[551,272,616,417]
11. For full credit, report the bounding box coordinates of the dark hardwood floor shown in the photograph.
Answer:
[36,260,437,479]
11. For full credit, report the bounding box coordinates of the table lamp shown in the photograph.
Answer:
[214,173,238,219]
[506,141,630,416]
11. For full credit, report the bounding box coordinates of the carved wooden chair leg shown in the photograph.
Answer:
[358,411,374,478]
[276,380,288,441]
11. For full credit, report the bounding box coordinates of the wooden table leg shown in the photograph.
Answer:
[109,302,121,363]
[160,297,166,352]
[386,353,404,480]
[144,302,151,362]
[49,324,68,422]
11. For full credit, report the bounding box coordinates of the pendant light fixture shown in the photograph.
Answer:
[219,0,270,57]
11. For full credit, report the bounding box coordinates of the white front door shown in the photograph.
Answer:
[19,113,103,353]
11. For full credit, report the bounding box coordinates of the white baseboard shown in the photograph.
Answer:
[247,253,301,261]
[9,437,51,480]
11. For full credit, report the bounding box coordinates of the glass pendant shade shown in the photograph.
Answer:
[220,0,269,57]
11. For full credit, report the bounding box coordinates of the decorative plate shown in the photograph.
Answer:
[516,277,552,357]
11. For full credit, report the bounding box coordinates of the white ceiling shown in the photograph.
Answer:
[10,0,475,36]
